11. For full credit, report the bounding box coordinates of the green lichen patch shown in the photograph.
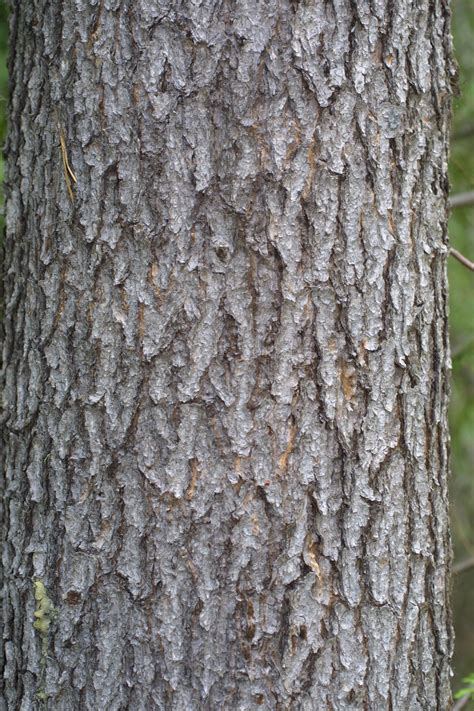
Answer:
[32,579,56,707]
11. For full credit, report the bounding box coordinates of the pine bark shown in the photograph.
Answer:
[2,1,455,709]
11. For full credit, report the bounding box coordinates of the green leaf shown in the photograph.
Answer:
[454,674,474,700]
[454,688,474,699]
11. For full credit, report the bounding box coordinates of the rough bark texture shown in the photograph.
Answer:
[1,1,455,709]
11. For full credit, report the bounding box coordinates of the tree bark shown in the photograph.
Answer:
[1,1,455,709]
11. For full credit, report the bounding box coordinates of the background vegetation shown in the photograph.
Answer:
[0,0,472,702]
[449,1,474,703]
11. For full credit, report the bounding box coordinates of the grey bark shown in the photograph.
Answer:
[1,1,455,710]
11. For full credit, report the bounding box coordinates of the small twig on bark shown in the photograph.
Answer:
[450,248,474,271]
[449,191,474,209]
[453,556,474,575]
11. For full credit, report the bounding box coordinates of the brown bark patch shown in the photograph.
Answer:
[341,362,357,401]
[185,458,200,500]
[278,421,297,472]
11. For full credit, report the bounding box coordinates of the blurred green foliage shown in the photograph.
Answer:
[0,0,473,700]
[455,672,474,703]
[450,0,474,700]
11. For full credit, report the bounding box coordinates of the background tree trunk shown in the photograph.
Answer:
[1,1,455,709]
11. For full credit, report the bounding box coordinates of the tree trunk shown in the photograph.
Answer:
[1,2,455,709]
